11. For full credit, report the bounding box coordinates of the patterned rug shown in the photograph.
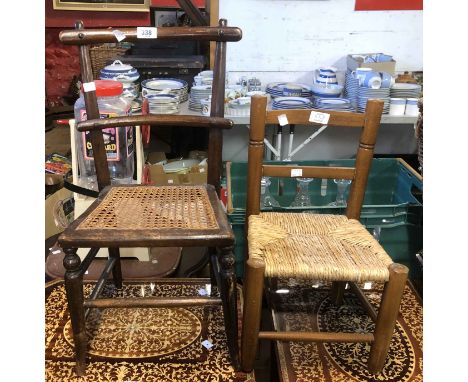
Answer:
[45,279,254,382]
[271,280,422,382]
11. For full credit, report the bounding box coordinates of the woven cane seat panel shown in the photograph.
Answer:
[248,213,393,282]
[77,186,219,230]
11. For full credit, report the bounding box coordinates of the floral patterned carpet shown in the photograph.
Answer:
[270,280,422,382]
[45,279,253,382]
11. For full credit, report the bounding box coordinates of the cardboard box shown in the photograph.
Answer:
[145,152,207,186]
[347,53,396,75]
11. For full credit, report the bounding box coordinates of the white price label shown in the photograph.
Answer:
[113,29,126,42]
[309,111,330,124]
[198,288,207,296]
[167,179,174,184]
[82,81,96,92]
[137,27,157,39]
[363,282,373,290]
[291,168,303,177]
[277,114,289,126]
[201,340,214,350]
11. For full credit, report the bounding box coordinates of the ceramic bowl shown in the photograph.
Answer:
[310,83,343,96]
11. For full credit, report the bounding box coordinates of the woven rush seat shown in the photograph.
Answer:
[59,184,234,248]
[248,212,393,282]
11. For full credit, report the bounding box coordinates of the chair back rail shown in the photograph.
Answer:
[76,115,234,132]
[59,26,242,45]
[60,19,241,194]
[246,95,384,221]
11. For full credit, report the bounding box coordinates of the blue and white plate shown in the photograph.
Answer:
[266,82,313,98]
[272,96,313,110]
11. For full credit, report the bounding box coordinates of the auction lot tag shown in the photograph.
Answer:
[113,30,126,42]
[291,168,302,177]
[201,340,214,350]
[82,82,96,92]
[277,114,289,126]
[137,27,157,39]
[309,111,330,124]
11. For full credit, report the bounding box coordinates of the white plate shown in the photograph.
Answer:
[391,83,421,90]
[143,79,187,90]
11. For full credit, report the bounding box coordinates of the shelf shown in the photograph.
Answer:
[176,102,418,125]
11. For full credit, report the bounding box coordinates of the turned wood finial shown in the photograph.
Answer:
[63,248,81,271]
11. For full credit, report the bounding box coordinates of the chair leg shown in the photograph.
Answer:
[218,246,240,369]
[241,258,265,372]
[368,263,408,374]
[63,247,87,376]
[208,247,219,289]
[108,247,123,289]
[330,281,347,305]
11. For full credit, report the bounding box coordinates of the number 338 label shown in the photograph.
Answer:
[137,27,157,39]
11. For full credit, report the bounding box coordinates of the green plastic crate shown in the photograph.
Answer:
[226,158,423,278]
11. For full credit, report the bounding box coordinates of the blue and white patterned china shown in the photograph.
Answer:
[142,78,189,102]
[99,60,139,83]
[313,97,353,111]
[272,97,313,110]
[390,83,422,99]
[266,82,313,98]
[363,71,382,89]
[310,83,343,97]
[380,72,395,88]
[315,67,338,85]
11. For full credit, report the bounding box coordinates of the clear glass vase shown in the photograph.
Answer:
[328,179,352,207]
[290,178,314,207]
[260,177,280,209]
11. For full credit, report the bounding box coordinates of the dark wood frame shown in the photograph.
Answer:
[58,20,242,375]
[240,95,409,375]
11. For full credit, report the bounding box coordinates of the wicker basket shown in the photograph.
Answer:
[89,44,129,80]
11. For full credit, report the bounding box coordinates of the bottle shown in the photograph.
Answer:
[74,80,133,191]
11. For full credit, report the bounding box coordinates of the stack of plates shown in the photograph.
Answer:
[189,85,213,111]
[266,82,313,99]
[344,71,360,109]
[390,83,422,99]
[144,94,180,114]
[130,98,142,114]
[141,78,189,103]
[193,70,213,86]
[272,97,313,110]
[314,97,353,112]
[357,87,390,114]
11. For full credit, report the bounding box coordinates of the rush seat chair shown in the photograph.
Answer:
[241,95,408,374]
[58,20,242,375]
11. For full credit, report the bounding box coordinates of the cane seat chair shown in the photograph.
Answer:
[241,95,409,374]
[58,20,242,375]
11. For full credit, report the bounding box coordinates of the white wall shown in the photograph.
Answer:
[220,0,423,86]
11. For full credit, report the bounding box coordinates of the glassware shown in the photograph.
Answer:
[260,177,280,209]
[328,179,352,207]
[290,178,314,207]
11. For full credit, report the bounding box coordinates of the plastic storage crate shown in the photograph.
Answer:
[226,158,423,278]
